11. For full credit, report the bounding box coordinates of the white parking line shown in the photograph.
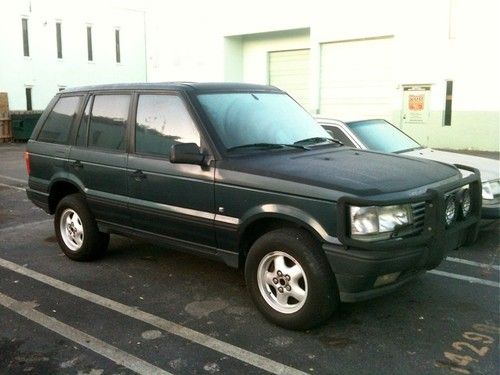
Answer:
[0,219,52,234]
[428,270,499,288]
[445,257,500,271]
[0,182,26,192]
[0,174,27,184]
[0,257,308,375]
[0,291,172,375]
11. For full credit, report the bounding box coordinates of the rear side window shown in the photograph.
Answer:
[37,96,81,144]
[88,94,130,151]
[135,94,200,157]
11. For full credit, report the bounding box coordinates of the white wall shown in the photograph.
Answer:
[2,0,496,149]
[144,0,499,151]
[0,0,147,110]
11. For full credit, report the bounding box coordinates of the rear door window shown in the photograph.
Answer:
[75,97,92,147]
[135,94,200,157]
[37,96,82,144]
[88,94,130,151]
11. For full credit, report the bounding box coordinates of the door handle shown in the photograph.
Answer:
[131,170,147,181]
[71,160,83,170]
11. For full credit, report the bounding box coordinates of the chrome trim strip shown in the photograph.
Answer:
[99,194,242,225]
[128,197,214,221]
[214,214,241,225]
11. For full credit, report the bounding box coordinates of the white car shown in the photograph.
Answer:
[318,118,499,219]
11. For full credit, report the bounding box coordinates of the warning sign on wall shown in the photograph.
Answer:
[402,85,431,124]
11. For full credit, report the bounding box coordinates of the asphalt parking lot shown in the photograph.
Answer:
[0,143,498,375]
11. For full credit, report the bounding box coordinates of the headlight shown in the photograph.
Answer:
[482,179,500,200]
[350,204,413,241]
[459,188,471,217]
[445,195,457,226]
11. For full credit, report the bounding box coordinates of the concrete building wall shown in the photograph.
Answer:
[0,0,147,111]
[1,0,496,150]
[146,0,499,152]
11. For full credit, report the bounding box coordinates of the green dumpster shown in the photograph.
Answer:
[10,111,43,141]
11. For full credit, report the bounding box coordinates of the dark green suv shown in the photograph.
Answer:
[26,83,481,330]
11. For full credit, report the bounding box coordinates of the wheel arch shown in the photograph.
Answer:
[48,178,84,214]
[236,204,337,267]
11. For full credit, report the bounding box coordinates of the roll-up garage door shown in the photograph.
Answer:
[268,49,310,110]
[320,36,394,120]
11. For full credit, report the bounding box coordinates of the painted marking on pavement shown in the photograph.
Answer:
[445,257,500,271]
[0,257,308,375]
[0,219,52,234]
[0,182,26,192]
[0,291,172,375]
[0,174,27,184]
[428,270,499,288]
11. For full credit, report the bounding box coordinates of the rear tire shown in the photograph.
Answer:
[54,194,109,261]
[245,228,339,330]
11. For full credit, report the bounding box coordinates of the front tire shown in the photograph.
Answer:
[54,194,109,261]
[245,228,339,330]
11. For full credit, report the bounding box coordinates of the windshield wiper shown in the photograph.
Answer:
[226,143,310,152]
[294,137,343,146]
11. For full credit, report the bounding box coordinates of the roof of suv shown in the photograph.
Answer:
[61,82,282,94]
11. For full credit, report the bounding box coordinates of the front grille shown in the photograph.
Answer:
[401,202,426,237]
[411,202,426,229]
[391,202,426,239]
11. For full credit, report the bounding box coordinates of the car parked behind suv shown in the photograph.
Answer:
[318,118,499,219]
[26,83,482,330]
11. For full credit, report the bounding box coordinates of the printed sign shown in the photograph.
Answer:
[402,85,431,124]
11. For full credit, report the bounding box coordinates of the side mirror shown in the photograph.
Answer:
[170,143,206,166]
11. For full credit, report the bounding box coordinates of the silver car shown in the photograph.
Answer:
[318,118,499,219]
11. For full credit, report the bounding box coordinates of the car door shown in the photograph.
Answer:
[68,93,131,225]
[127,92,216,247]
[30,95,84,192]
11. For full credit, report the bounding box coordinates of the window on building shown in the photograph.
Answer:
[87,26,93,61]
[37,96,81,144]
[22,18,29,57]
[56,22,63,59]
[115,29,121,63]
[88,95,130,150]
[25,87,32,110]
[444,80,453,126]
[135,95,200,157]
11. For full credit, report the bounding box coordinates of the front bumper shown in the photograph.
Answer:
[328,165,481,302]
[482,198,499,219]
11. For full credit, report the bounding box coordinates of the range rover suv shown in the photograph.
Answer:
[25,83,481,329]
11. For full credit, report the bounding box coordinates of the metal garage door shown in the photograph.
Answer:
[268,49,310,110]
[320,36,395,120]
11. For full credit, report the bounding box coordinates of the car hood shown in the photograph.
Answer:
[221,148,460,197]
[402,148,499,182]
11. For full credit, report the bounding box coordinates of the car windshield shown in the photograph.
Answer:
[197,92,333,151]
[347,119,422,153]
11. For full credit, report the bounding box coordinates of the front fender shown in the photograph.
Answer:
[238,203,340,245]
